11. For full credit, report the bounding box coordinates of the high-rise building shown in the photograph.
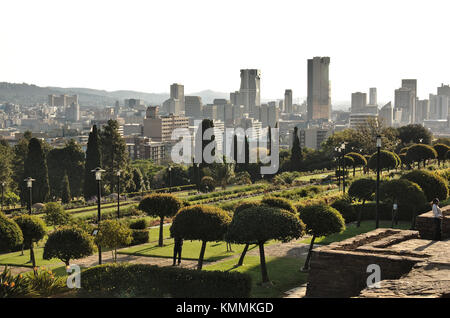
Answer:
[416,99,430,123]
[185,96,203,119]
[394,87,415,124]
[66,102,80,122]
[429,94,449,120]
[351,92,367,113]
[437,83,450,98]
[170,83,185,114]
[48,94,78,107]
[124,99,144,108]
[143,106,188,142]
[162,98,182,115]
[230,91,240,106]
[379,102,393,127]
[284,89,293,114]
[307,57,331,121]
[298,127,332,150]
[369,88,377,106]
[239,69,261,116]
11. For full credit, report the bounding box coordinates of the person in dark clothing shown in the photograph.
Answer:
[173,237,183,266]
[431,198,443,241]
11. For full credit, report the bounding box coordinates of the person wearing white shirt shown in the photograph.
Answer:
[431,198,443,241]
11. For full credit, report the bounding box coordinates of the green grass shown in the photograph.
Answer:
[204,256,308,298]
[118,239,258,262]
[0,247,61,268]
[299,220,411,245]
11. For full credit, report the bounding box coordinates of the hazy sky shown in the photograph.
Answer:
[2,0,450,104]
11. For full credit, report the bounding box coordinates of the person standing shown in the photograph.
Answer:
[431,198,443,241]
[173,237,183,266]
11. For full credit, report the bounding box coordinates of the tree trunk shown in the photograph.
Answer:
[197,241,207,270]
[237,244,250,267]
[303,235,316,271]
[30,242,36,271]
[357,200,365,227]
[258,241,269,283]
[353,166,356,177]
[158,216,164,247]
[411,209,417,230]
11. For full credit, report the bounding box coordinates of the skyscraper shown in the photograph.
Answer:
[369,88,377,106]
[307,57,331,121]
[284,89,293,114]
[185,96,203,119]
[351,92,367,113]
[170,83,185,114]
[239,69,261,116]
[395,86,415,124]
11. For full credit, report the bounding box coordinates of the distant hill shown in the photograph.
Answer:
[0,82,229,107]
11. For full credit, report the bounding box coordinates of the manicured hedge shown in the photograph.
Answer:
[331,196,357,223]
[128,218,149,230]
[79,263,252,298]
[129,230,149,246]
[352,201,430,221]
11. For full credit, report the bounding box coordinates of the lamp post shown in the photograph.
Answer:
[91,167,105,265]
[168,166,172,192]
[375,135,382,229]
[341,143,346,194]
[335,147,341,191]
[24,177,35,215]
[195,163,200,192]
[116,170,121,219]
[1,182,5,212]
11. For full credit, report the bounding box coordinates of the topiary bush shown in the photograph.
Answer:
[43,226,96,266]
[138,194,182,247]
[200,176,216,193]
[0,213,23,253]
[406,144,437,168]
[299,204,345,269]
[348,178,377,226]
[401,169,448,201]
[13,215,46,269]
[128,218,148,230]
[170,205,232,270]
[129,229,149,246]
[330,195,356,224]
[261,196,297,214]
[78,263,252,298]
[42,202,71,227]
[368,150,398,172]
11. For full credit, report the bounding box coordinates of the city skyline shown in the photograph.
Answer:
[2,0,450,103]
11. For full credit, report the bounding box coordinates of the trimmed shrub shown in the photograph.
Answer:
[368,150,398,172]
[406,144,437,167]
[42,202,71,227]
[128,218,148,230]
[331,196,356,223]
[0,213,23,253]
[130,229,149,246]
[13,215,46,268]
[200,176,216,193]
[261,196,297,214]
[78,263,252,298]
[401,169,448,201]
[95,220,132,262]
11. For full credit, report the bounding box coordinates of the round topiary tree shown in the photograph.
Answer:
[368,150,398,173]
[170,205,231,270]
[261,196,297,214]
[299,204,345,270]
[199,176,215,193]
[433,143,450,166]
[346,152,367,176]
[95,219,132,262]
[398,153,412,170]
[138,194,182,247]
[401,170,448,201]
[330,195,356,224]
[379,179,427,229]
[406,144,437,168]
[343,156,354,173]
[42,202,71,228]
[43,227,95,267]
[0,213,23,253]
[348,178,376,227]
[13,215,46,269]
[226,206,305,283]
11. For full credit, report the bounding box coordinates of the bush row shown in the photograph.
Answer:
[79,263,252,298]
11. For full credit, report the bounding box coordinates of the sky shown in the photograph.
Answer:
[1,0,450,104]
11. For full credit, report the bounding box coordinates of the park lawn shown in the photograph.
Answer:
[299,220,411,245]
[204,255,308,298]
[118,239,260,262]
[0,247,61,268]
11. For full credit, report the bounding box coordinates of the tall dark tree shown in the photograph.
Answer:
[131,168,143,193]
[99,120,130,192]
[13,131,31,205]
[22,138,50,204]
[84,125,102,200]
[290,127,302,171]
[397,124,432,146]
[267,126,272,156]
[61,172,71,204]
[195,119,215,170]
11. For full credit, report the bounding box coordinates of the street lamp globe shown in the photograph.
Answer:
[376,135,382,148]
[91,167,105,181]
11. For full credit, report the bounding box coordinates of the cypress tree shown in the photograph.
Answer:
[291,127,303,171]
[61,172,71,204]
[84,125,102,200]
[22,138,50,204]
[267,125,272,156]
[196,119,215,169]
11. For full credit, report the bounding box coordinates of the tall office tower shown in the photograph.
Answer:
[369,88,377,106]
[162,98,182,115]
[437,83,450,98]
[143,106,189,142]
[66,102,80,122]
[429,94,449,120]
[48,94,78,107]
[170,83,185,114]
[379,102,393,127]
[185,96,203,118]
[351,92,367,113]
[124,98,144,108]
[307,57,331,121]
[401,79,417,122]
[415,99,430,123]
[394,87,415,124]
[278,100,284,112]
[230,91,240,106]
[239,69,261,115]
[284,89,293,114]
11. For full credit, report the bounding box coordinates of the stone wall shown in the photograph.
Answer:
[416,207,450,240]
